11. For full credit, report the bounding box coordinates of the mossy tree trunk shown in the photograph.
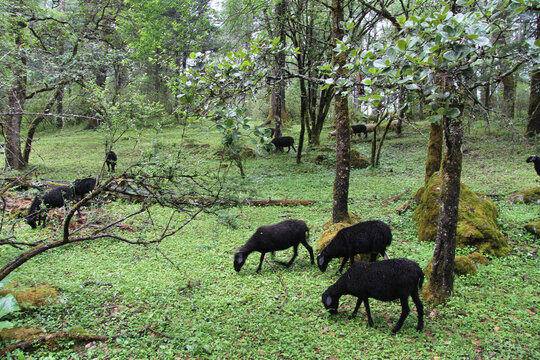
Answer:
[331,0,350,223]
[424,119,443,184]
[424,102,464,305]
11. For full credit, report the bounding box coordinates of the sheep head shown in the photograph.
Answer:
[321,291,339,314]
[233,250,247,272]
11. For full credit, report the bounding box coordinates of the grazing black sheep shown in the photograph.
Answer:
[26,186,73,229]
[234,219,314,273]
[321,258,424,334]
[526,155,540,176]
[105,151,117,172]
[351,124,368,138]
[317,220,392,273]
[271,136,296,153]
[72,177,97,200]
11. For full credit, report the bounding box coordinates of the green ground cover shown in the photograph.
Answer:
[1,120,538,359]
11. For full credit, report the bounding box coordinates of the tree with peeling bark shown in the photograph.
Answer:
[527,10,540,137]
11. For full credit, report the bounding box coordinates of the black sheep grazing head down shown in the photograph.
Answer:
[526,155,540,175]
[234,250,246,272]
[321,291,339,314]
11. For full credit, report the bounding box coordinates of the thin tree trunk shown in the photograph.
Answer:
[527,13,540,136]
[331,0,350,223]
[23,88,60,164]
[426,103,464,305]
[4,16,27,170]
[424,119,443,184]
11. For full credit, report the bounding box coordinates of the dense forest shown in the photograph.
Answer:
[0,0,538,359]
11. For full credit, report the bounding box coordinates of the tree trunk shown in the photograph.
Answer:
[502,74,515,120]
[86,67,107,129]
[527,13,540,137]
[424,119,443,184]
[425,104,464,305]
[4,16,27,170]
[331,0,350,223]
[23,88,60,164]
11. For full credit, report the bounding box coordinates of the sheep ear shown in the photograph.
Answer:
[318,256,325,266]
[236,254,244,263]
[325,295,333,307]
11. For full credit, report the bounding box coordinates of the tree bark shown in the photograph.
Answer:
[3,15,27,170]
[424,119,443,184]
[527,12,540,136]
[331,0,350,223]
[426,103,464,305]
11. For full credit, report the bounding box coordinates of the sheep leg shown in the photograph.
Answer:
[349,298,363,319]
[392,296,411,334]
[291,144,297,152]
[337,257,349,273]
[363,298,374,327]
[285,245,298,268]
[411,290,424,331]
[256,253,266,272]
[301,241,315,265]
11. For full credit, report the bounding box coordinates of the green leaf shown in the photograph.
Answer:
[373,59,387,68]
[426,114,443,123]
[397,39,408,51]
[535,39,540,47]
[445,107,461,119]
[474,36,491,47]
[0,295,19,319]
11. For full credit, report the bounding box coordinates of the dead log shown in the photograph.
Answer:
[243,199,315,206]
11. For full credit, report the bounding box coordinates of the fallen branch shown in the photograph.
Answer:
[243,199,315,206]
[0,331,109,357]
[382,188,411,208]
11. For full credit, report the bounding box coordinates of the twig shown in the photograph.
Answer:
[264,254,288,315]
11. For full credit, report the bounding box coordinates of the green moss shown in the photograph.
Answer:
[0,327,44,341]
[524,219,540,237]
[509,186,540,204]
[413,173,510,257]
[0,283,59,310]
[423,252,488,280]
[350,150,370,169]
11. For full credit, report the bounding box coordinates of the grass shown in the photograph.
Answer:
[1,118,538,359]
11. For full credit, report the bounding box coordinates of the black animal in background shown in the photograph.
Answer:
[321,258,424,334]
[526,155,540,176]
[234,219,314,272]
[351,124,368,138]
[271,136,296,153]
[265,128,275,138]
[26,186,73,229]
[105,151,117,172]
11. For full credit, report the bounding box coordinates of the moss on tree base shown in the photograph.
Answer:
[524,219,540,237]
[413,173,509,257]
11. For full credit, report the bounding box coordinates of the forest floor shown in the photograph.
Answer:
[0,119,538,359]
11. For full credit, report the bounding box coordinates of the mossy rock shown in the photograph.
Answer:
[350,150,370,169]
[413,173,509,257]
[311,154,327,165]
[509,186,540,204]
[524,219,540,237]
[424,252,489,278]
[0,283,59,309]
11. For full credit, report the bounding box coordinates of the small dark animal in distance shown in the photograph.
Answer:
[105,151,117,172]
[271,136,296,153]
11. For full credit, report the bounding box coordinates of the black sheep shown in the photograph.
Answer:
[317,220,392,273]
[351,124,368,138]
[105,151,117,172]
[271,136,296,153]
[321,258,424,334]
[526,155,540,176]
[26,186,73,229]
[234,219,314,273]
[72,177,97,200]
